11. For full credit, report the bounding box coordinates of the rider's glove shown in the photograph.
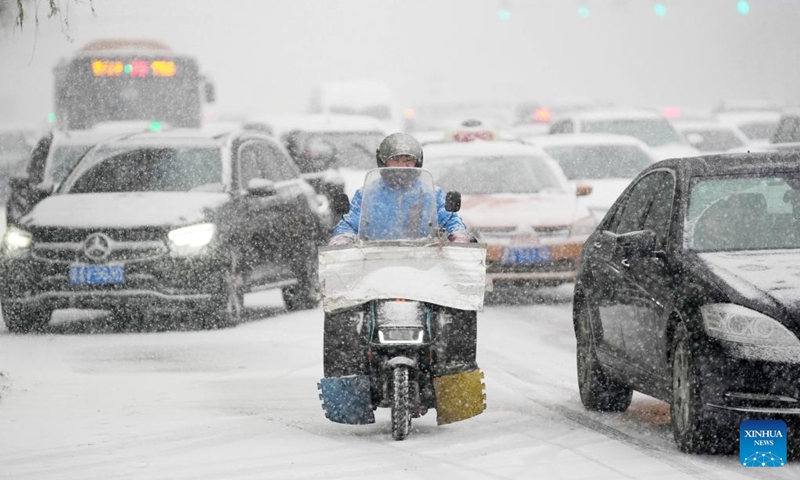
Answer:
[447,230,472,243]
[329,232,357,246]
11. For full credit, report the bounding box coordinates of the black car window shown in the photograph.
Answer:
[641,171,675,248]
[262,144,299,182]
[612,172,662,234]
[773,116,800,144]
[238,141,298,187]
[69,148,222,193]
[549,120,574,134]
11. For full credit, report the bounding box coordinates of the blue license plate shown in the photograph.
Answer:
[501,247,552,265]
[68,264,125,285]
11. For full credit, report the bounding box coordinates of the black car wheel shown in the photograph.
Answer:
[2,303,50,333]
[575,299,632,412]
[282,242,319,311]
[670,322,726,454]
[323,309,365,378]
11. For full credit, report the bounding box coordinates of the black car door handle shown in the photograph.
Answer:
[594,241,602,249]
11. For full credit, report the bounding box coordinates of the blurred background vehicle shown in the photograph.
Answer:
[528,133,657,220]
[716,110,782,146]
[424,140,595,291]
[771,109,800,144]
[308,81,402,133]
[245,113,389,199]
[672,120,750,153]
[53,38,215,130]
[548,108,699,160]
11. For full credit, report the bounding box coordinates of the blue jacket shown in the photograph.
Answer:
[333,181,468,240]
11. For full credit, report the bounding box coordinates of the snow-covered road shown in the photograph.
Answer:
[0,287,798,479]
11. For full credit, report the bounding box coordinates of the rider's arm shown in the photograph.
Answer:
[435,188,469,237]
[332,189,363,237]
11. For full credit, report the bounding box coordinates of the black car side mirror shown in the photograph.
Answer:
[247,178,277,197]
[445,191,461,212]
[616,230,657,257]
[332,192,350,216]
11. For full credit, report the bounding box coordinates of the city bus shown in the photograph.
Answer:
[53,39,214,130]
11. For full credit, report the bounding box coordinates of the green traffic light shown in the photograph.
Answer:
[737,0,750,15]
[47,112,56,124]
[654,4,667,17]
[149,121,163,132]
[578,6,590,19]
[498,9,512,21]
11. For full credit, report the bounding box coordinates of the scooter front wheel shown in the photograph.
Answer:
[391,366,411,441]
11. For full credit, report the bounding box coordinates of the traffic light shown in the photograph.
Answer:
[498,8,512,21]
[578,6,590,19]
[737,0,750,15]
[654,4,667,17]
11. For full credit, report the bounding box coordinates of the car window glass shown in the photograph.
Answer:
[641,172,675,248]
[262,144,299,182]
[542,145,653,180]
[613,172,661,234]
[550,120,573,134]
[238,142,263,186]
[687,175,800,251]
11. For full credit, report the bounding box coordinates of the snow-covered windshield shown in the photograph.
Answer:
[426,155,567,195]
[64,147,222,194]
[357,168,438,241]
[686,174,800,251]
[542,145,653,180]
[582,119,683,147]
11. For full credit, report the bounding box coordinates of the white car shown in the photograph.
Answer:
[528,134,658,219]
[424,140,595,288]
[673,120,750,153]
[245,114,389,199]
[548,108,699,160]
[716,110,781,146]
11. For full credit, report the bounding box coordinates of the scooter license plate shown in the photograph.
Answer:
[68,264,125,285]
[501,247,551,265]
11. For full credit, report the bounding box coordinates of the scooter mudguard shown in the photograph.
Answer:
[318,375,375,425]
[433,368,486,425]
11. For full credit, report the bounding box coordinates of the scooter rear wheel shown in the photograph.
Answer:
[391,366,411,441]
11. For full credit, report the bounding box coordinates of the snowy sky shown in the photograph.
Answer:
[1,0,799,124]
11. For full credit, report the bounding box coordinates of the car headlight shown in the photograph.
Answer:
[3,226,33,251]
[570,215,597,237]
[168,223,216,252]
[701,304,800,347]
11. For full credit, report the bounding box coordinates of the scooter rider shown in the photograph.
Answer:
[329,132,472,245]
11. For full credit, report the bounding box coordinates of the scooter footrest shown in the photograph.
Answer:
[433,368,486,425]
[318,375,375,425]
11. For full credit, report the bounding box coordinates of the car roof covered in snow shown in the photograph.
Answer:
[424,139,547,158]
[652,151,800,178]
[527,133,653,149]
[245,114,390,137]
[556,108,666,122]
[716,110,782,125]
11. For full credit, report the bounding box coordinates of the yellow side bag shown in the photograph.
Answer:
[433,368,486,425]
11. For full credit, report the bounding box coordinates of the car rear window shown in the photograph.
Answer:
[542,144,653,180]
[426,155,568,195]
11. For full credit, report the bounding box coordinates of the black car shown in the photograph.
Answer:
[0,127,327,332]
[574,152,800,453]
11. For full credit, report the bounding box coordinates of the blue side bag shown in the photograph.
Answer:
[318,375,375,425]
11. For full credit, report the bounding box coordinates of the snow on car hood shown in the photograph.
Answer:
[571,178,631,212]
[699,250,800,308]
[460,193,584,228]
[21,192,230,229]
